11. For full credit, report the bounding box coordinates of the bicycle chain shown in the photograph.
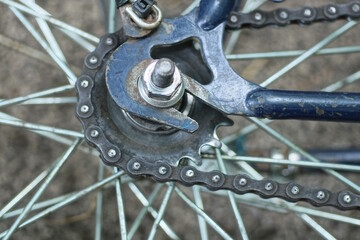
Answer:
[227,1,360,29]
[76,27,360,212]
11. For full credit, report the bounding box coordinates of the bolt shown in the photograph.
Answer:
[89,56,98,64]
[328,6,337,15]
[186,169,194,177]
[291,186,300,195]
[304,8,312,17]
[108,149,116,158]
[151,58,175,88]
[159,166,167,175]
[265,182,273,191]
[212,175,220,183]
[105,37,113,45]
[230,15,238,23]
[239,178,247,186]
[80,80,89,88]
[279,10,288,19]
[133,162,141,170]
[343,194,352,203]
[352,4,360,13]
[90,129,99,138]
[316,191,326,200]
[80,105,89,113]
[254,12,262,21]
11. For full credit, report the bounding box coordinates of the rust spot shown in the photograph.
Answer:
[257,96,265,104]
[315,107,325,116]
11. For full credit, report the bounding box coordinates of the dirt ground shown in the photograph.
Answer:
[0,0,360,239]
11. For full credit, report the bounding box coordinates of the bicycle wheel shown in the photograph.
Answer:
[0,0,359,239]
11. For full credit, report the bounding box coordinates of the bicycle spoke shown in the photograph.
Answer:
[3,138,81,240]
[300,214,336,240]
[215,149,248,240]
[108,0,116,33]
[148,183,175,240]
[260,21,358,87]
[227,45,360,60]
[0,170,125,238]
[174,187,233,240]
[0,112,94,156]
[225,0,266,54]
[127,183,165,240]
[0,117,83,138]
[203,154,360,172]
[0,0,99,43]
[14,97,77,105]
[114,167,127,240]
[20,0,96,52]
[95,163,105,240]
[181,0,200,15]
[219,143,340,238]
[192,186,208,240]
[0,85,74,109]
[10,8,77,85]
[323,70,360,92]
[248,117,360,192]
[0,167,51,219]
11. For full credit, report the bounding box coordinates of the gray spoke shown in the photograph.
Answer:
[20,0,96,51]
[0,112,94,156]
[95,163,105,240]
[3,139,81,240]
[0,85,74,109]
[220,143,338,238]
[175,186,233,240]
[224,0,266,54]
[0,117,83,138]
[0,171,125,238]
[114,167,127,240]
[215,149,248,240]
[10,7,77,84]
[15,97,77,105]
[260,21,357,87]
[248,117,360,192]
[128,183,165,240]
[226,45,360,60]
[148,183,175,240]
[323,69,360,92]
[203,154,360,172]
[300,214,336,240]
[0,167,51,219]
[1,0,99,43]
[181,0,200,15]
[192,186,208,240]
[108,0,116,33]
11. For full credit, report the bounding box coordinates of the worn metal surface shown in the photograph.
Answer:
[246,89,360,121]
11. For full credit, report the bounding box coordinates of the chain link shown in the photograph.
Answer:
[76,10,360,211]
[227,1,360,29]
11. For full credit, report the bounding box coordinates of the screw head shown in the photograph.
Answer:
[279,10,288,19]
[159,166,167,175]
[291,186,300,195]
[239,178,247,186]
[90,129,99,138]
[80,105,89,113]
[105,37,113,45]
[352,4,360,13]
[265,182,273,191]
[328,6,337,14]
[212,175,220,183]
[343,194,352,203]
[186,169,194,177]
[316,191,326,200]
[254,12,262,21]
[303,8,312,17]
[80,80,89,88]
[133,162,141,170]
[89,56,98,64]
[230,15,238,23]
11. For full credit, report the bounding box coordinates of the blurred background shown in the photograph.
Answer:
[0,0,360,239]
